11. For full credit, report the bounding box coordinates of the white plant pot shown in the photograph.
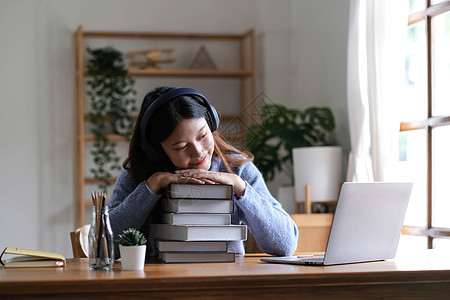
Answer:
[277,185,295,214]
[119,245,146,271]
[293,146,342,203]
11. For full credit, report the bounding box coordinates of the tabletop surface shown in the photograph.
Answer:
[2,250,450,282]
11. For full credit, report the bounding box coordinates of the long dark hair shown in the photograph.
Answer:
[123,86,253,182]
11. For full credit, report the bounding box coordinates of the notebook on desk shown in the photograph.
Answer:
[261,182,412,266]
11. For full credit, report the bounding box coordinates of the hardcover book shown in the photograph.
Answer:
[150,224,247,241]
[162,213,231,225]
[156,240,228,252]
[162,198,234,214]
[0,247,66,268]
[163,183,233,199]
[159,251,235,263]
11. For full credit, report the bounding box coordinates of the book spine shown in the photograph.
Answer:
[162,213,231,225]
[159,252,235,263]
[156,241,228,252]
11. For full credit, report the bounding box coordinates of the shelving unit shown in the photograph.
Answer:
[75,25,255,228]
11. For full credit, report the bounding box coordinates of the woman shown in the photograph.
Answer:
[108,86,298,258]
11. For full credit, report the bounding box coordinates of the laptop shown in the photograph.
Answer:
[261,182,412,266]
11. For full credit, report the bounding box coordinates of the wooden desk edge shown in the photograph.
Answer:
[2,256,450,299]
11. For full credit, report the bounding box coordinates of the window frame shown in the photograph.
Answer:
[401,0,450,248]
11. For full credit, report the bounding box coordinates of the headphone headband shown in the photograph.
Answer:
[139,87,219,159]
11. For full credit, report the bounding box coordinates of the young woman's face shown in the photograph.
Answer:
[160,118,214,170]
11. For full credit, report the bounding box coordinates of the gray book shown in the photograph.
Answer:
[156,241,228,252]
[162,198,234,214]
[150,224,247,241]
[163,184,233,199]
[162,213,231,225]
[159,251,235,263]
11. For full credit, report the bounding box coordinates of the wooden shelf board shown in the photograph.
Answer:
[83,68,253,77]
[84,134,131,141]
[85,177,117,184]
[84,115,138,121]
[84,114,239,121]
[82,31,244,40]
[220,114,240,121]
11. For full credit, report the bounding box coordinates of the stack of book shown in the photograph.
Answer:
[150,183,247,263]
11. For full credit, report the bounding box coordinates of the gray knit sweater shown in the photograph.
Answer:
[108,155,299,259]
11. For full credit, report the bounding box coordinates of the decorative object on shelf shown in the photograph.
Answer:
[86,47,138,190]
[128,48,175,69]
[246,104,336,214]
[118,228,147,271]
[189,45,217,70]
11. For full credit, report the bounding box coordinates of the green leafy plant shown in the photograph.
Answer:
[86,47,138,190]
[118,228,147,246]
[246,104,335,185]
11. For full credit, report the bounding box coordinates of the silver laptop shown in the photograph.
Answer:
[261,182,412,266]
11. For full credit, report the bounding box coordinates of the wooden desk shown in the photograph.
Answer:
[1,251,450,299]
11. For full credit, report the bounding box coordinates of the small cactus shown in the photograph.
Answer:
[118,228,147,246]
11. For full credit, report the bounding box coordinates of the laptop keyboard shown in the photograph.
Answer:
[299,257,324,263]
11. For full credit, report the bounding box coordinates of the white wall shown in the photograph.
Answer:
[261,0,351,190]
[291,0,350,151]
[0,0,350,257]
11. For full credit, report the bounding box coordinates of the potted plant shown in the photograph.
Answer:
[246,104,337,213]
[118,228,147,270]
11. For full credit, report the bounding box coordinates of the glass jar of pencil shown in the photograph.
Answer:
[88,191,114,270]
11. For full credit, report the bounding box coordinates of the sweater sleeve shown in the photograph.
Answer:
[107,169,161,258]
[234,162,299,256]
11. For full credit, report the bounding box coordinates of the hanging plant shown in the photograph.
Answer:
[86,47,138,190]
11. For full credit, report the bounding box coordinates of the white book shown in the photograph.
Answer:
[164,184,233,199]
[162,213,231,225]
[162,199,234,214]
[156,241,228,252]
[150,224,247,241]
[159,252,235,263]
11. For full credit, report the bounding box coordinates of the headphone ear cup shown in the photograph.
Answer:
[141,140,170,166]
[206,103,220,132]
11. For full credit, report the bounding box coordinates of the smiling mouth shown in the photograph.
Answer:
[191,156,207,167]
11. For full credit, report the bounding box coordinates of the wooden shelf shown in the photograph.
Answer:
[76,25,255,228]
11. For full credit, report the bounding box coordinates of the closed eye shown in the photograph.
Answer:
[175,145,187,151]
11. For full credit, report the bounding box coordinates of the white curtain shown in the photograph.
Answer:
[346,0,408,182]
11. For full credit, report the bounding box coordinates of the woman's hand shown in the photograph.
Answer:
[146,171,209,194]
[175,169,246,197]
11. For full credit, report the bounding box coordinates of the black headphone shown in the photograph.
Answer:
[139,87,220,158]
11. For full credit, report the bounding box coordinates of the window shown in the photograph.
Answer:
[400,0,450,249]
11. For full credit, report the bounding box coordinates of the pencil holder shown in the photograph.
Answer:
[88,206,114,270]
